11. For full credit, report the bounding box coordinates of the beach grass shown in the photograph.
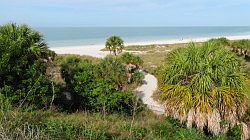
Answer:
[123,43,191,73]
[1,108,230,140]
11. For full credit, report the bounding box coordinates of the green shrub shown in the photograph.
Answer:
[208,37,230,47]
[227,125,242,140]
[0,23,56,109]
[59,55,140,114]
[120,52,143,67]
[132,70,144,84]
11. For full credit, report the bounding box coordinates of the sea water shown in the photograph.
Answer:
[37,27,250,48]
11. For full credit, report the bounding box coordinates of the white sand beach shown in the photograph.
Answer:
[50,35,250,58]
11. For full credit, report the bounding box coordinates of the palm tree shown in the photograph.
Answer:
[98,56,127,90]
[159,42,248,136]
[0,23,55,108]
[119,52,144,83]
[105,36,124,55]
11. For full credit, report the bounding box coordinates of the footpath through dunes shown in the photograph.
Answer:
[135,71,165,115]
[55,47,166,115]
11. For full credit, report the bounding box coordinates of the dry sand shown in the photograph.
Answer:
[135,71,165,115]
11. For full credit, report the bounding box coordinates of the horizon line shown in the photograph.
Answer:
[34,25,250,28]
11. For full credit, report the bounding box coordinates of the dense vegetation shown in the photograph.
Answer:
[0,23,56,109]
[158,40,249,139]
[0,23,249,139]
[231,39,250,58]
[3,108,238,140]
[57,55,144,114]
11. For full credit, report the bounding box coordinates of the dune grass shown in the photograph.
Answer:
[124,43,189,74]
[1,106,235,140]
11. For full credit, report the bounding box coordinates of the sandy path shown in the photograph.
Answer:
[51,34,250,115]
[135,71,165,115]
[53,46,165,114]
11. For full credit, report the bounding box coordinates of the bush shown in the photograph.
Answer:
[0,23,56,109]
[59,55,140,114]
[208,37,230,47]
[131,70,144,84]
[158,42,248,135]
[120,52,143,68]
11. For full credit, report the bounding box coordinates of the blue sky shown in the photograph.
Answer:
[0,0,250,27]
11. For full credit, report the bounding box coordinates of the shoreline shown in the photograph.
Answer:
[50,34,250,58]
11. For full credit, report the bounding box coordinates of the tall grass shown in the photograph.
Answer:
[0,102,243,140]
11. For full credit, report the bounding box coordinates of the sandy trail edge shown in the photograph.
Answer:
[53,46,165,114]
[51,35,250,115]
[135,71,165,115]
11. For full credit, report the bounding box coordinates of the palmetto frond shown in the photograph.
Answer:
[105,36,124,55]
[160,41,249,136]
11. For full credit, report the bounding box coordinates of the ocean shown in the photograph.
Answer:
[37,27,250,48]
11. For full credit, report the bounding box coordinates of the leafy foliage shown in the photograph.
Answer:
[105,35,124,55]
[0,23,56,108]
[231,39,250,58]
[60,55,140,114]
[120,52,143,67]
[208,37,230,47]
[159,41,249,135]
[119,53,144,84]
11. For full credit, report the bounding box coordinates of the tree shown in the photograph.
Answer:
[0,23,55,108]
[159,42,248,135]
[119,53,144,83]
[97,56,127,90]
[105,36,124,55]
[120,52,143,69]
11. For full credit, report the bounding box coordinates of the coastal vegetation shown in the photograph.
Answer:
[0,23,56,109]
[231,39,250,58]
[105,35,124,55]
[0,23,249,139]
[158,41,248,138]
[57,54,145,114]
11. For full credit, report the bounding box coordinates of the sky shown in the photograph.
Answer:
[0,0,250,27]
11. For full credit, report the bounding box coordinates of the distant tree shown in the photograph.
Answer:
[159,42,248,135]
[105,36,124,55]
